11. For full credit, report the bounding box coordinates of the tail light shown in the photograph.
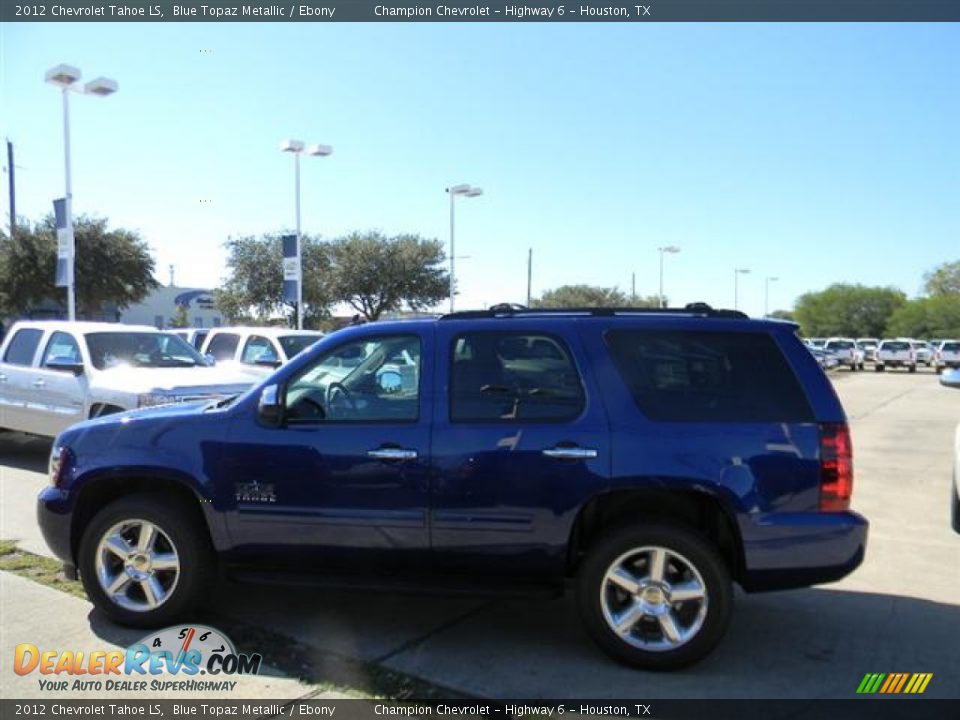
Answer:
[820,423,853,511]
[48,446,73,488]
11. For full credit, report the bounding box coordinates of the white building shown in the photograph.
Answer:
[120,286,224,330]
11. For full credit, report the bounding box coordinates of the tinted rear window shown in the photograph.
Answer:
[942,342,960,351]
[3,328,43,366]
[881,342,910,351]
[605,330,814,423]
[827,341,854,349]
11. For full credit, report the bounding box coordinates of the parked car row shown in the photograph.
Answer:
[803,336,957,374]
[0,320,324,438]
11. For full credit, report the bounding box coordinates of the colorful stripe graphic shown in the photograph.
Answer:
[857,673,932,694]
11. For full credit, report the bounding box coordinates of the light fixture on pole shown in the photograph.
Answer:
[764,276,779,317]
[281,138,333,329]
[446,184,482,312]
[45,63,117,321]
[657,246,680,308]
[734,267,751,311]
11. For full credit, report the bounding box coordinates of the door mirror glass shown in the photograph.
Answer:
[377,369,403,394]
[257,384,283,426]
[940,369,960,389]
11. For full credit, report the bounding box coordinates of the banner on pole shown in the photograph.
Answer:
[282,234,300,304]
[53,198,73,288]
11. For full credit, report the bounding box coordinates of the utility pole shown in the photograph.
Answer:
[169,264,175,287]
[5,139,15,236]
[631,272,636,304]
[526,248,532,306]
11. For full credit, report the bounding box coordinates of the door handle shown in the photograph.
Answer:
[542,446,598,460]
[33,379,46,388]
[367,447,418,461]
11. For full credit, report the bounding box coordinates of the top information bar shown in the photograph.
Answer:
[3,0,959,22]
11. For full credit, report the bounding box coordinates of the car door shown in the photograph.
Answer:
[31,331,88,437]
[429,321,611,580]
[220,329,432,569]
[0,327,46,433]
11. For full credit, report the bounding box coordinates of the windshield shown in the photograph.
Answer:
[278,335,322,359]
[85,332,206,370]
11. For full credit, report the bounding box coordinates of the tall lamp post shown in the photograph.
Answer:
[657,246,680,308]
[45,64,117,321]
[764,276,779,317]
[734,267,751,311]
[281,139,333,329]
[446,184,482,312]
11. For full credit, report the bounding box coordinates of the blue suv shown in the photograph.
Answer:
[38,304,867,669]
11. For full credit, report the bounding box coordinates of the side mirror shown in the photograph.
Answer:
[255,358,282,369]
[377,369,403,394]
[46,359,84,376]
[204,354,217,366]
[940,369,960,389]
[257,384,283,426]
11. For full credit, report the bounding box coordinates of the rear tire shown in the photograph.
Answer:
[908,365,917,373]
[875,365,883,372]
[577,523,732,670]
[78,492,214,628]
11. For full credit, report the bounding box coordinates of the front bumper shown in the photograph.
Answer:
[739,510,868,592]
[37,487,76,578]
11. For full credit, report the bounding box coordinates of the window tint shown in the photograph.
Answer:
[285,335,421,423]
[450,332,585,422]
[278,335,321,359]
[206,333,240,361]
[605,330,813,423]
[942,342,960,351]
[881,341,909,351]
[241,335,278,365]
[193,331,208,350]
[826,340,854,349]
[41,332,82,367]
[2,328,43,366]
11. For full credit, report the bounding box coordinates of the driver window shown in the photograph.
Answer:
[284,335,421,424]
[41,331,82,368]
[241,335,277,365]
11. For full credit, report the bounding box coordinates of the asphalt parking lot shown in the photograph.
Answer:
[1,367,958,699]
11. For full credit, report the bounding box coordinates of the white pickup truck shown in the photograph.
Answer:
[935,340,960,374]
[823,338,865,371]
[0,321,257,438]
[875,339,916,373]
[200,327,324,378]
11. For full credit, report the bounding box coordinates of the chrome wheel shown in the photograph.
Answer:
[95,519,180,613]
[600,545,708,652]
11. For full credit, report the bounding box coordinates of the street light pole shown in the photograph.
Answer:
[764,276,779,317]
[446,184,482,313]
[46,64,117,321]
[734,267,751,311]
[657,246,680,308]
[281,140,333,330]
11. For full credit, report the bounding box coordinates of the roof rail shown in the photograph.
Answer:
[439,302,749,321]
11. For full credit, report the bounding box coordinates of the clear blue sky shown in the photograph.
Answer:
[2,22,958,317]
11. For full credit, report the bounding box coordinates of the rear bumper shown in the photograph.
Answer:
[739,510,868,592]
[37,487,76,577]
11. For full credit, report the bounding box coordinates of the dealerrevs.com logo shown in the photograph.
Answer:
[14,625,263,693]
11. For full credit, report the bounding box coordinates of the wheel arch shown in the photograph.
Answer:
[566,486,745,584]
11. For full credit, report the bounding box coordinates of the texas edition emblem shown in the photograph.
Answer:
[234,482,277,504]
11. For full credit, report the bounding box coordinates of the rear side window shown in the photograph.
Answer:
[206,333,240,361]
[3,328,43,366]
[605,330,814,423]
[450,332,585,422]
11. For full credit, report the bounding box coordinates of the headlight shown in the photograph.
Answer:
[137,392,173,408]
[49,445,72,488]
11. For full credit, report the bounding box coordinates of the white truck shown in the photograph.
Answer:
[200,327,324,378]
[875,339,916,373]
[0,321,257,438]
[822,338,865,371]
[935,340,960,374]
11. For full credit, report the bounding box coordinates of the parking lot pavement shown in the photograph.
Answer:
[1,369,958,699]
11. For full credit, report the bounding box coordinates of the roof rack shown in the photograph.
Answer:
[439,302,749,321]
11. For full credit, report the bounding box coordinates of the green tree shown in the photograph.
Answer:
[886,295,960,338]
[0,215,158,318]
[793,284,906,337]
[923,260,960,297]
[169,303,189,328]
[328,231,448,321]
[534,284,633,308]
[214,233,334,326]
[769,309,795,322]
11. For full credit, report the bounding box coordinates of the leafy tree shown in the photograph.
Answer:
[534,285,633,308]
[923,260,960,297]
[170,303,189,328]
[769,309,795,322]
[0,216,158,318]
[328,231,448,321]
[214,233,334,327]
[793,284,906,337]
[886,295,960,338]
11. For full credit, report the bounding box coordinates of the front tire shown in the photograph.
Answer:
[909,365,917,373]
[577,524,732,670]
[78,493,214,628]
